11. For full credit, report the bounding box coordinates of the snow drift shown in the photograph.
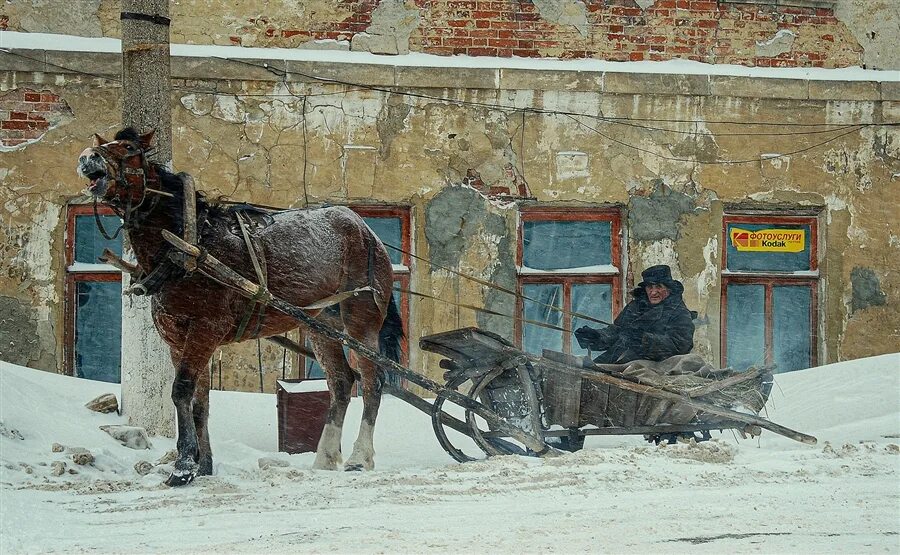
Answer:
[1,354,898,553]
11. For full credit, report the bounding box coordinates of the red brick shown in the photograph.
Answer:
[465,48,497,56]
[629,51,645,61]
[2,120,28,130]
[8,111,28,120]
[690,1,718,10]
[23,92,41,102]
[443,37,472,47]
[489,38,518,48]
[696,19,718,28]
[472,10,500,19]
[513,49,540,58]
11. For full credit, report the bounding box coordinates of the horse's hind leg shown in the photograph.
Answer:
[309,335,355,471]
[343,300,385,472]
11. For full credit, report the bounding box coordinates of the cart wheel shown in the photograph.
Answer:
[431,375,480,463]
[466,368,531,459]
[431,371,527,462]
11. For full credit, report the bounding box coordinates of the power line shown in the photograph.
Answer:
[4,49,894,134]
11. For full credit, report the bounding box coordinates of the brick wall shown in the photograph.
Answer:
[225,0,860,69]
[0,89,72,148]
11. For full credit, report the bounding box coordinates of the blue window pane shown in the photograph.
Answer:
[74,281,121,383]
[75,214,123,264]
[726,284,766,371]
[363,216,402,266]
[773,286,812,373]
[571,283,612,357]
[726,223,811,272]
[522,283,562,355]
[523,220,611,270]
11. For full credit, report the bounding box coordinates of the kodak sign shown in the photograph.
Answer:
[730,228,805,253]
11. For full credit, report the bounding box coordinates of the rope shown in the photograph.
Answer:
[383,242,614,327]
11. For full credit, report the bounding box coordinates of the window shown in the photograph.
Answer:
[64,204,123,382]
[720,214,819,373]
[517,208,622,356]
[302,206,410,386]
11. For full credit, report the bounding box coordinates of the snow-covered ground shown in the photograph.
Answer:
[1,354,898,554]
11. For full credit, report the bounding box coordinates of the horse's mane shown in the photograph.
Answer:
[113,127,227,222]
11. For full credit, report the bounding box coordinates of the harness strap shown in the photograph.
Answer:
[233,211,269,342]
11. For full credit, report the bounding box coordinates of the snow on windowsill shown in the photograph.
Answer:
[721,269,819,277]
[1,31,898,82]
[67,263,121,273]
[518,265,619,275]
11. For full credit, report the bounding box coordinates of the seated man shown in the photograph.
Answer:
[575,265,696,364]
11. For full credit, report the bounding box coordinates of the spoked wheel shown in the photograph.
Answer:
[430,369,531,463]
[466,368,529,458]
[431,375,478,463]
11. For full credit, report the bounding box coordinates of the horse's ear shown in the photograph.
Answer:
[93,134,107,147]
[139,130,155,149]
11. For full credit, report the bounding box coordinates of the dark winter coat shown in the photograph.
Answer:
[576,282,696,364]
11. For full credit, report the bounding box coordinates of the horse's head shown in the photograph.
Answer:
[77,128,156,207]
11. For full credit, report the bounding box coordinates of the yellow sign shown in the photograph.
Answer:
[730,228,805,253]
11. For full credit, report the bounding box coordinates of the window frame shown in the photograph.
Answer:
[516,207,623,354]
[720,213,820,371]
[297,204,411,382]
[63,204,123,377]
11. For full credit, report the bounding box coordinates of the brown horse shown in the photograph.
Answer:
[76,128,403,485]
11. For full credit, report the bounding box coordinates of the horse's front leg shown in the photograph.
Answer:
[165,343,216,487]
[192,368,213,476]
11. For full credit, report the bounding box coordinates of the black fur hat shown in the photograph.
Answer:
[638,265,677,288]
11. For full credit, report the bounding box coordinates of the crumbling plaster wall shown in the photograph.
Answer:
[1,63,897,388]
[3,1,898,69]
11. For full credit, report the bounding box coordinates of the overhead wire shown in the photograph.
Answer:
[3,49,895,136]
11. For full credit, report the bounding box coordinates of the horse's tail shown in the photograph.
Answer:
[378,294,404,363]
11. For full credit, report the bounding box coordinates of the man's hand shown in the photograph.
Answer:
[574,325,602,349]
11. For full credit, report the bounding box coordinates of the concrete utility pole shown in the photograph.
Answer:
[120,0,176,436]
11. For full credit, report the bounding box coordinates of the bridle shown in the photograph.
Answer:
[90,140,161,240]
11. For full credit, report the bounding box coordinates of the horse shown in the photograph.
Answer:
[76,127,403,485]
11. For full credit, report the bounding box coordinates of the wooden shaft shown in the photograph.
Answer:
[99,248,140,275]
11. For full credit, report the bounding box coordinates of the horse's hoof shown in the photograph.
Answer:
[344,463,365,472]
[164,470,196,487]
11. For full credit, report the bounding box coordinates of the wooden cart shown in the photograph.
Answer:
[420,327,792,462]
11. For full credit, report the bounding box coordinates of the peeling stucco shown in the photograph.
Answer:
[532,0,590,39]
[628,182,699,242]
[350,0,420,55]
[850,267,887,313]
[0,296,39,366]
[835,0,900,70]
[755,29,797,58]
